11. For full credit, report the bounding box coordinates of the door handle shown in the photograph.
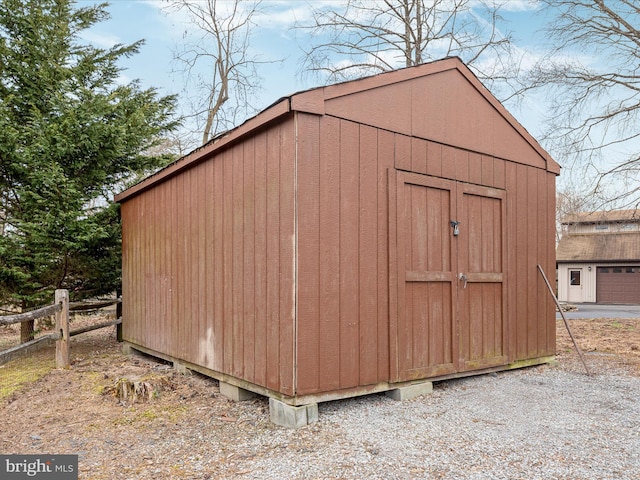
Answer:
[459,273,468,288]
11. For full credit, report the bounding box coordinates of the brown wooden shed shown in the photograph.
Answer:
[115,57,560,424]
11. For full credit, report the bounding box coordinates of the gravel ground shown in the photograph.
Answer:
[243,361,640,480]
[2,322,640,479]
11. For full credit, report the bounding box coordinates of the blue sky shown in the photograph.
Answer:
[81,0,551,139]
[83,1,323,124]
[64,0,638,206]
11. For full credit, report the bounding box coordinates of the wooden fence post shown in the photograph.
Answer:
[116,287,123,342]
[55,289,70,369]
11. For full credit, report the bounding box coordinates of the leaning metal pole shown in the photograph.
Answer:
[537,264,590,375]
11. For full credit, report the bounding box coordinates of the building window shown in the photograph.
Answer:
[613,267,623,273]
[570,270,581,285]
[600,268,609,273]
[626,267,636,273]
[595,224,609,230]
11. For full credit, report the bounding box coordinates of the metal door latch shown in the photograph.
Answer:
[450,220,460,236]
[459,272,468,288]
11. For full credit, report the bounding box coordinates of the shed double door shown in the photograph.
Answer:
[391,171,507,382]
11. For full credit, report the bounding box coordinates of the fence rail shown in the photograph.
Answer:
[0,333,60,365]
[0,289,121,367]
[0,303,62,326]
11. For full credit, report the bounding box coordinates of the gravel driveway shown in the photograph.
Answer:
[2,325,639,479]
[243,361,639,479]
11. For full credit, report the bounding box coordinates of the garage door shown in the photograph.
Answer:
[596,267,640,304]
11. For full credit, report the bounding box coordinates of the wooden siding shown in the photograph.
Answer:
[294,112,556,396]
[505,163,556,361]
[324,67,548,170]
[121,117,297,396]
[119,59,557,400]
[295,114,394,396]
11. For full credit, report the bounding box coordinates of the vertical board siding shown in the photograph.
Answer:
[231,145,244,379]
[294,121,557,395]
[338,119,360,389]
[526,166,539,356]
[120,117,296,395]
[265,127,281,390]
[253,130,268,387]
[222,149,234,373]
[359,125,379,386]
[296,115,395,395]
[204,158,215,369]
[243,136,256,382]
[545,173,557,355]
[388,137,555,373]
[426,142,442,178]
[197,165,207,366]
[318,116,341,392]
[278,122,296,396]
[376,131,393,382]
[515,163,529,359]
[538,169,555,357]
[122,105,557,400]
[503,162,557,363]
[296,114,321,394]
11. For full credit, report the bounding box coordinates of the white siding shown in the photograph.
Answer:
[557,263,596,303]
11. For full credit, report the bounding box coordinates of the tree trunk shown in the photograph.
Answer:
[20,299,35,343]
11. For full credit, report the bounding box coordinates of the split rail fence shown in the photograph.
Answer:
[0,289,121,368]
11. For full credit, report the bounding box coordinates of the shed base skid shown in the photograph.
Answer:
[386,381,433,401]
[269,399,319,428]
[121,342,555,425]
[219,381,256,402]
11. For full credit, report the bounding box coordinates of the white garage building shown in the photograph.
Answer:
[557,210,640,304]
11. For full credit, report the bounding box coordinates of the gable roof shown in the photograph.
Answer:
[116,57,559,203]
[556,233,640,263]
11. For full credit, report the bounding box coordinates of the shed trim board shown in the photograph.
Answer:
[117,57,558,404]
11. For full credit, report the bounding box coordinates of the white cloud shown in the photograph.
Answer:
[493,0,540,12]
[80,30,121,48]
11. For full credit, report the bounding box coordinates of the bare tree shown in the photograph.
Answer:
[555,186,600,243]
[167,0,272,145]
[530,0,640,209]
[295,0,523,101]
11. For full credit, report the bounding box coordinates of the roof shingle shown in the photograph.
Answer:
[556,233,640,262]
[562,209,640,224]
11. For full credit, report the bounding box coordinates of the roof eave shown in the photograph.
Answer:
[557,259,640,263]
[115,98,292,203]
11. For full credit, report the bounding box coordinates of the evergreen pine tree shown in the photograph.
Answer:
[0,0,178,338]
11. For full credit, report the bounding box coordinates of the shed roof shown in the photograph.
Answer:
[556,233,640,263]
[116,57,559,203]
[562,209,640,225]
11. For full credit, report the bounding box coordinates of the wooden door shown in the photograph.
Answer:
[457,183,507,370]
[390,171,507,382]
[568,268,584,303]
[390,172,458,381]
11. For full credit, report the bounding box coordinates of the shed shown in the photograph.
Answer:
[115,57,560,426]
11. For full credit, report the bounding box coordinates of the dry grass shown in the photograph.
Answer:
[0,348,56,401]
[0,316,638,479]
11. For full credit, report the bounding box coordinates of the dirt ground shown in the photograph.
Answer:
[1,315,638,479]
[555,316,640,372]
